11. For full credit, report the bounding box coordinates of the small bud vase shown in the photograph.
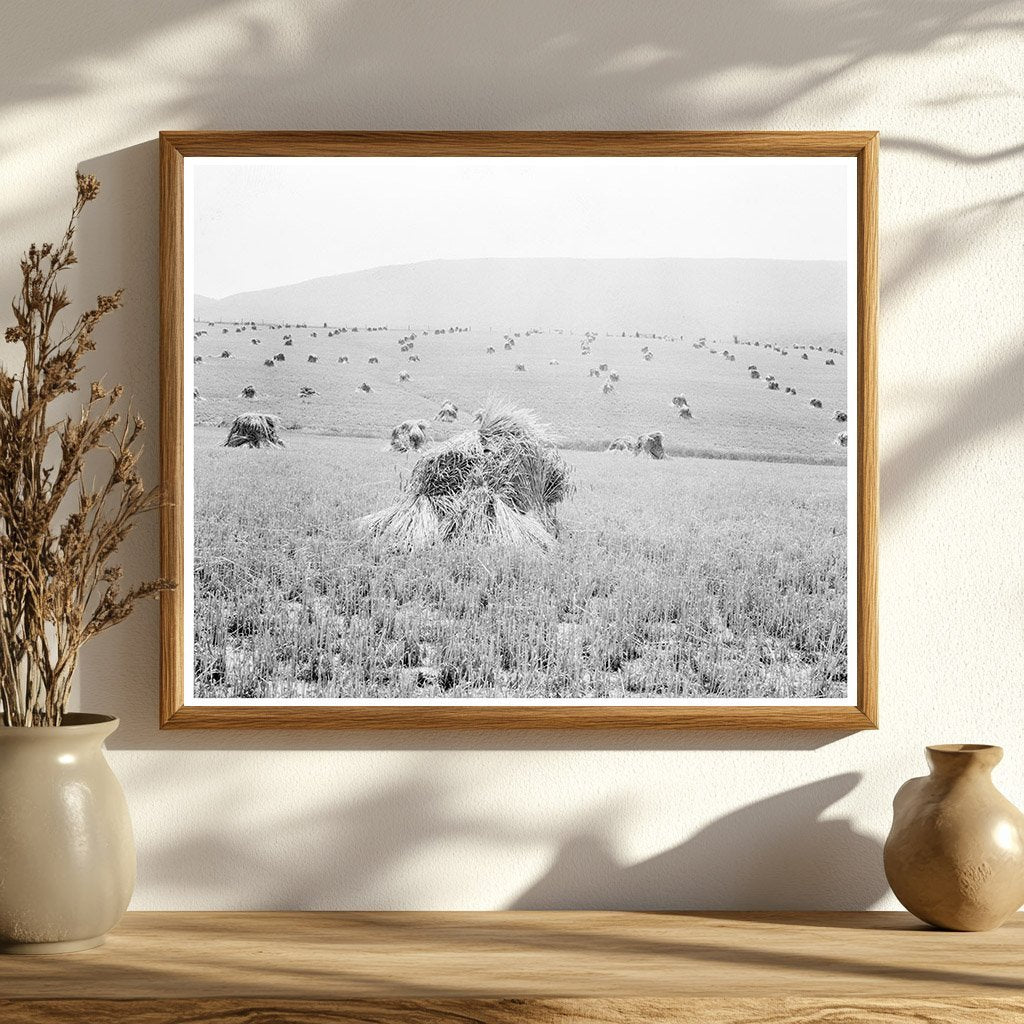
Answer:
[884,744,1024,931]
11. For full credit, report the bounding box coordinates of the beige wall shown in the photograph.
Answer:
[2,0,1021,909]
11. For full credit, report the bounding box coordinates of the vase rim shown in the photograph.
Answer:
[927,743,1001,754]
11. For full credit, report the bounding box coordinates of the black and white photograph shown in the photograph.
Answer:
[180,148,860,710]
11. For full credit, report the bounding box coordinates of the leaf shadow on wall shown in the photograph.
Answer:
[0,0,1018,247]
[882,337,1024,514]
[129,758,886,911]
[3,0,1013,125]
[511,773,887,910]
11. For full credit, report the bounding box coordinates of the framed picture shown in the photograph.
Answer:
[159,131,877,729]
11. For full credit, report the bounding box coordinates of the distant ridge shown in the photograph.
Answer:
[195,257,846,342]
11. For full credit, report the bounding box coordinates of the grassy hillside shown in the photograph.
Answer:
[193,320,849,462]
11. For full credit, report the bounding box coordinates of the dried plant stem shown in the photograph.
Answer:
[0,174,172,726]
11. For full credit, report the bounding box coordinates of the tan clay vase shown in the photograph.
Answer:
[884,744,1024,931]
[0,714,135,953]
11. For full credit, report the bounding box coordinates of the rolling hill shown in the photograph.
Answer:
[195,257,846,345]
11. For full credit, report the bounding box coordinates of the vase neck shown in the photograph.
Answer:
[0,714,119,749]
[926,743,1002,780]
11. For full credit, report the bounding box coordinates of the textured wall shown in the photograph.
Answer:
[1,0,1021,910]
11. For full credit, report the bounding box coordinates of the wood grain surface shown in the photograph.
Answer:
[1,911,1020,1022]
[159,130,880,731]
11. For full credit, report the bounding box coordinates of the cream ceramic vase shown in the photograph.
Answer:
[0,714,135,953]
[884,744,1024,931]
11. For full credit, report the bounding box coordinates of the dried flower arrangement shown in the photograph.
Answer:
[0,174,171,726]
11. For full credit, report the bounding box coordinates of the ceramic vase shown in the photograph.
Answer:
[884,744,1024,931]
[0,714,135,953]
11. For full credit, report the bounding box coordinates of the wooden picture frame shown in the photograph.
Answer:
[160,131,877,730]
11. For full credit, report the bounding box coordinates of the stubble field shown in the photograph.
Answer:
[192,427,848,701]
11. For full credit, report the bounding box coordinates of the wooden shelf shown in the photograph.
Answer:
[1,911,1021,1022]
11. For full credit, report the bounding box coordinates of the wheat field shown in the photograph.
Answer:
[192,423,847,701]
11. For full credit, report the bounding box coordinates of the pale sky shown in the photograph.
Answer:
[189,156,854,299]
